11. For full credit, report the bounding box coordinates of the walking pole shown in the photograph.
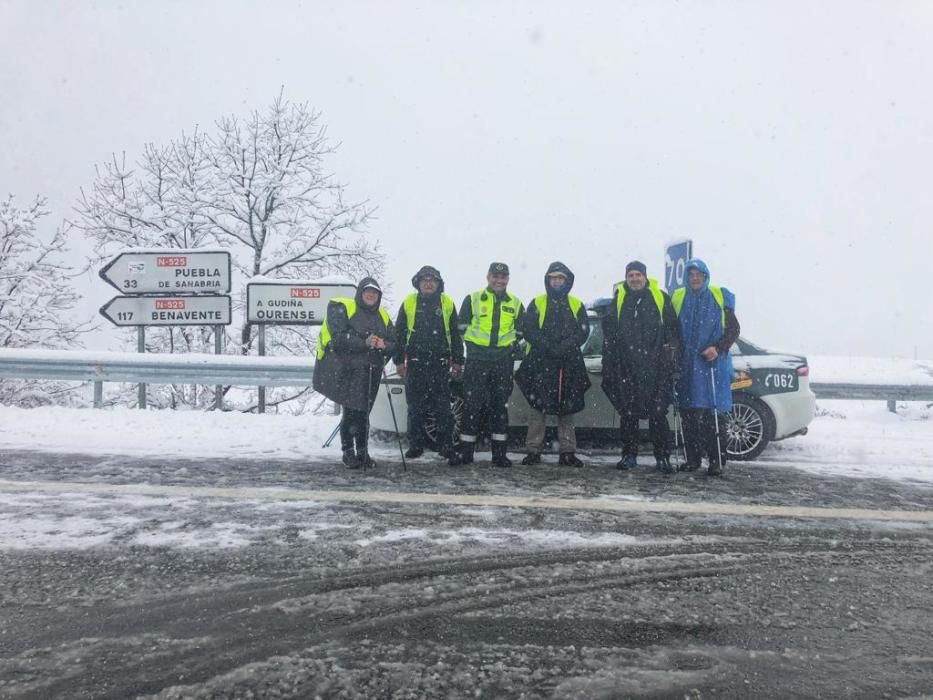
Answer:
[708,362,725,471]
[322,422,341,449]
[382,364,408,471]
[671,381,687,470]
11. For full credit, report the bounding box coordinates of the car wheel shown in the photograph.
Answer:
[726,394,775,461]
[423,385,464,450]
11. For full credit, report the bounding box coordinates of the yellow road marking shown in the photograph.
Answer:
[0,479,932,523]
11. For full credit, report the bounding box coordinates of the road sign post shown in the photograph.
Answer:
[99,251,232,295]
[99,296,233,327]
[99,249,235,410]
[247,280,355,413]
[664,239,694,293]
[246,281,356,325]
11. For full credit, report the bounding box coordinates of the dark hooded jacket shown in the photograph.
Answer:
[393,266,463,365]
[312,277,397,411]
[514,262,591,415]
[601,277,679,417]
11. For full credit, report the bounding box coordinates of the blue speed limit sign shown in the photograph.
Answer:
[664,240,693,292]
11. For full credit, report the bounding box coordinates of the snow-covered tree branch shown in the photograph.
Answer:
[0,195,95,406]
[69,91,384,411]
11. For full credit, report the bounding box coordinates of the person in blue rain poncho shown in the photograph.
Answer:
[671,259,740,476]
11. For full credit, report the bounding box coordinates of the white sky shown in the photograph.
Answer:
[2,1,932,358]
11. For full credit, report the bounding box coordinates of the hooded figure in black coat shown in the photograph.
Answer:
[600,261,679,471]
[515,261,591,466]
[313,277,396,468]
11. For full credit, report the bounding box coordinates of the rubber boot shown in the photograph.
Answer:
[491,441,512,468]
[558,453,584,468]
[459,442,475,465]
[655,453,675,474]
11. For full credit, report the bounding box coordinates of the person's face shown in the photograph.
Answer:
[418,277,438,295]
[487,272,509,293]
[625,270,646,290]
[548,273,567,290]
[361,289,380,306]
[688,268,705,291]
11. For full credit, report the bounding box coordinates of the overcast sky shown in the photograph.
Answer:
[2,1,931,358]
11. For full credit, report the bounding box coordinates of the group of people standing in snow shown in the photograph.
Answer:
[313,258,739,476]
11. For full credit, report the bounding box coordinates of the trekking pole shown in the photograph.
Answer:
[671,381,686,470]
[557,367,564,407]
[382,364,408,471]
[322,422,341,449]
[708,363,724,470]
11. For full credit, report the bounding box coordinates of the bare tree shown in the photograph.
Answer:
[71,91,383,411]
[0,195,94,406]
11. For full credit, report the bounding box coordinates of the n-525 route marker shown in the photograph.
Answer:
[99,250,232,295]
[99,296,232,327]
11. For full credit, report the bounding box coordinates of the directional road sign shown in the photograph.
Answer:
[664,239,694,293]
[99,250,232,295]
[100,295,232,327]
[247,282,357,325]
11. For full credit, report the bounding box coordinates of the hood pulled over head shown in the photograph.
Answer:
[411,265,445,294]
[685,258,710,292]
[544,261,574,298]
[355,276,383,308]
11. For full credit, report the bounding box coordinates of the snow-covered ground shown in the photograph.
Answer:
[1,398,930,481]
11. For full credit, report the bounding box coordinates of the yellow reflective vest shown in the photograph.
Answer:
[463,289,522,347]
[613,279,664,320]
[402,292,455,348]
[316,298,390,360]
[670,285,726,327]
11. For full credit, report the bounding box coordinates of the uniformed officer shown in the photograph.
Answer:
[394,265,464,465]
[458,262,525,467]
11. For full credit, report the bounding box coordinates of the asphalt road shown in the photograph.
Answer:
[1,449,932,699]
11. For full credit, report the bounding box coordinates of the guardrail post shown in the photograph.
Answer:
[137,326,147,410]
[214,324,224,411]
[93,381,103,408]
[258,324,266,414]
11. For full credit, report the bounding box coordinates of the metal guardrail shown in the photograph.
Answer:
[2,350,931,412]
[811,382,933,413]
[0,349,314,410]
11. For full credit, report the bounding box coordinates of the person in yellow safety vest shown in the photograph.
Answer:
[393,265,464,465]
[312,277,396,470]
[514,262,591,467]
[457,262,525,467]
[672,258,740,476]
[600,261,681,473]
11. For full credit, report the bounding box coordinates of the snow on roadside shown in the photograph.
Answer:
[1,400,931,482]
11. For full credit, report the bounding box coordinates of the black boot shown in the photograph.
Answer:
[342,449,360,469]
[521,452,541,466]
[707,460,723,477]
[616,454,637,470]
[655,454,675,474]
[558,452,584,468]
[491,441,512,468]
[358,451,377,470]
[459,442,474,465]
[447,447,463,466]
[404,446,424,459]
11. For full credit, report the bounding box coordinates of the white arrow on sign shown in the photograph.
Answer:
[99,250,232,295]
[247,282,357,325]
[100,296,232,327]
